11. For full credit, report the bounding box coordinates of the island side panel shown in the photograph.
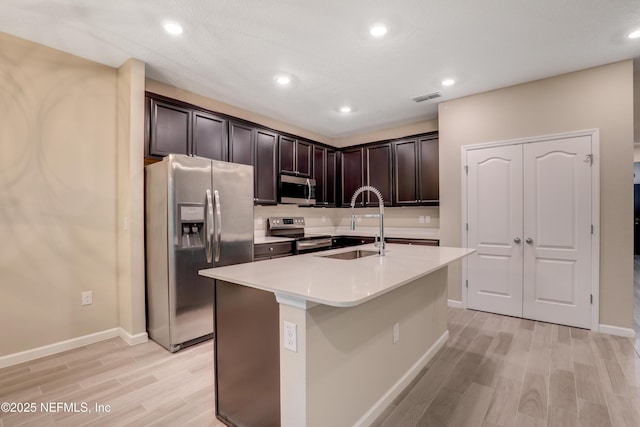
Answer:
[279,266,448,427]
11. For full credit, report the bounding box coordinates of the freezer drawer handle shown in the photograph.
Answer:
[206,190,214,263]
[214,190,222,263]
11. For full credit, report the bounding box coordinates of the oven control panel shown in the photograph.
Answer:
[268,216,305,229]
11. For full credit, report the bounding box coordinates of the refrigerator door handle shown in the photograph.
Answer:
[214,190,222,263]
[206,190,214,263]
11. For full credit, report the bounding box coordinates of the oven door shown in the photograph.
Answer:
[279,175,316,205]
[295,237,332,254]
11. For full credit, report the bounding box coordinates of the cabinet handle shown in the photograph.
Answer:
[514,237,521,244]
[525,238,533,244]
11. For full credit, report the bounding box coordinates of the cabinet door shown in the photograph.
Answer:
[341,148,364,206]
[279,136,296,174]
[255,129,278,204]
[365,143,392,206]
[393,139,419,205]
[326,150,336,205]
[229,121,253,166]
[418,137,439,203]
[193,111,227,161]
[313,146,326,204]
[149,100,190,156]
[296,140,312,177]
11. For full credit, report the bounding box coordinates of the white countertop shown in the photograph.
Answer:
[199,243,473,308]
[254,236,295,244]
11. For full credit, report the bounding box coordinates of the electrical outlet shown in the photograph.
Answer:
[393,322,400,344]
[322,215,326,223]
[419,216,425,224]
[425,216,431,224]
[257,216,263,225]
[283,321,297,352]
[81,291,93,306]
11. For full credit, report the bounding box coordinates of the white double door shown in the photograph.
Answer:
[466,135,593,328]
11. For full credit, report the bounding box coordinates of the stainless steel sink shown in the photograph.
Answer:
[318,249,378,260]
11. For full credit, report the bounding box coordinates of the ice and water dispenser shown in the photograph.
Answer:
[178,203,205,249]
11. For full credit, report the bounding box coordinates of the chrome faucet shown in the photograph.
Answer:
[350,186,385,255]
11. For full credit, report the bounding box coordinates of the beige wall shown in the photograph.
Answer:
[332,118,438,148]
[0,32,119,355]
[439,60,634,329]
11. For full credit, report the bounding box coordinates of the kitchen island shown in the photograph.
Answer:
[199,243,474,427]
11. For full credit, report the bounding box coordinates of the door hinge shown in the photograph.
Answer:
[590,294,593,304]
[466,223,469,231]
[585,154,593,165]
[591,224,594,235]
[466,280,469,289]
[464,165,468,175]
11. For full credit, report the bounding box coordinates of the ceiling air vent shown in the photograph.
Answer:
[411,91,441,103]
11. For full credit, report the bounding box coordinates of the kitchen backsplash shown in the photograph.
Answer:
[254,205,440,231]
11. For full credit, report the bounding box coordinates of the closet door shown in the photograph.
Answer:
[466,145,523,317]
[522,136,592,328]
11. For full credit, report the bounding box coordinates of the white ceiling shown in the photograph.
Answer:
[2,0,640,138]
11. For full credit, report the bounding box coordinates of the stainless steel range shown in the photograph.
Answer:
[267,217,332,254]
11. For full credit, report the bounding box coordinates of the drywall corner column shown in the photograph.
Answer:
[279,304,308,427]
[116,58,147,342]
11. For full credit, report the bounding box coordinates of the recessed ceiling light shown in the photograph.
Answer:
[275,75,291,85]
[339,106,352,113]
[164,22,183,35]
[628,29,640,39]
[369,25,387,38]
[442,79,455,86]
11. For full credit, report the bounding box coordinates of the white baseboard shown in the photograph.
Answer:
[599,324,636,338]
[353,330,449,427]
[0,327,148,369]
[118,329,148,346]
[447,299,463,309]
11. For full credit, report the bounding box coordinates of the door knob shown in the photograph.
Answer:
[525,238,534,244]
[514,237,521,243]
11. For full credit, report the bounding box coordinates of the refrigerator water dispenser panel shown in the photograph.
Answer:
[178,203,205,249]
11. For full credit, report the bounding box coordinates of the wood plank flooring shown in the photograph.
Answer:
[1,308,639,426]
[374,308,640,427]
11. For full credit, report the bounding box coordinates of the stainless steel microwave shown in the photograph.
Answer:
[279,175,316,205]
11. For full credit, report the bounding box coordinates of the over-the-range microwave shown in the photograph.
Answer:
[279,175,316,205]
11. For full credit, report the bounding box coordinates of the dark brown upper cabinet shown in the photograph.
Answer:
[148,99,191,157]
[254,129,278,205]
[228,121,254,166]
[192,111,228,161]
[279,136,312,177]
[313,146,337,206]
[393,134,439,205]
[229,121,278,205]
[146,95,228,161]
[341,147,365,206]
[364,143,393,207]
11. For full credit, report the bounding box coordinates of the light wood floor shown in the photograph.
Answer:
[374,308,640,427]
[1,308,639,427]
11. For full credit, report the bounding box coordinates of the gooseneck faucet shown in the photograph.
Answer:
[350,186,385,255]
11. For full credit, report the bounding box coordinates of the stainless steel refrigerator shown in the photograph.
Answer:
[144,154,254,352]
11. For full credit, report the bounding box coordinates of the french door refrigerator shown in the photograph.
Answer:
[145,154,254,352]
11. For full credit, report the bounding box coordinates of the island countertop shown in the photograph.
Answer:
[199,243,474,308]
